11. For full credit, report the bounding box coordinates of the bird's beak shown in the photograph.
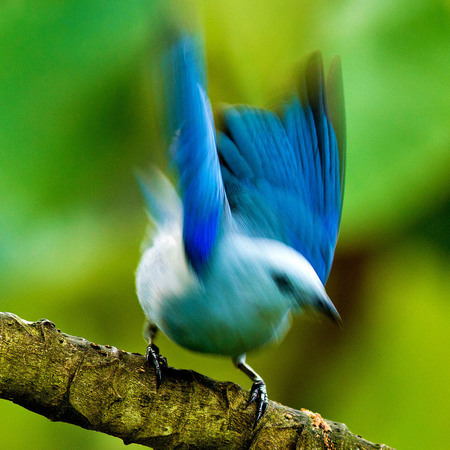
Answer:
[317,298,342,328]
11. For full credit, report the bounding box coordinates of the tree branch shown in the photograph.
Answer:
[0,312,392,449]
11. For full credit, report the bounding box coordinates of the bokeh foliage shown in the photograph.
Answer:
[0,0,448,448]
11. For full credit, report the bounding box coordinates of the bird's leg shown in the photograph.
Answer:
[233,354,268,427]
[143,321,167,388]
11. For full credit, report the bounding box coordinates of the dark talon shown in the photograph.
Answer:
[146,343,167,388]
[247,380,269,428]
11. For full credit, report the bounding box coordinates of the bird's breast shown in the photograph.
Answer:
[137,231,293,356]
[158,282,291,357]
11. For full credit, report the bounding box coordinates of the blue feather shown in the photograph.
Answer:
[218,52,345,283]
[165,36,226,273]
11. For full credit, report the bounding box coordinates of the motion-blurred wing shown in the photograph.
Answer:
[218,53,345,283]
[281,52,345,281]
[164,36,226,274]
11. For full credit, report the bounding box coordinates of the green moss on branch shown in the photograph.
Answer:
[0,312,393,449]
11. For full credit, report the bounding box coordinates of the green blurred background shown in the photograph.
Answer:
[1,0,449,448]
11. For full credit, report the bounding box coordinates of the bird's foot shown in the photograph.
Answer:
[247,379,269,428]
[233,354,269,427]
[145,343,168,388]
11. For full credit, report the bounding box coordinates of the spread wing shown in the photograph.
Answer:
[218,53,345,283]
[163,36,226,274]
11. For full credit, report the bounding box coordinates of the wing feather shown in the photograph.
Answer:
[164,36,226,274]
[218,52,345,283]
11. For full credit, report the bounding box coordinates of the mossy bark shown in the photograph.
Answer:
[0,312,393,449]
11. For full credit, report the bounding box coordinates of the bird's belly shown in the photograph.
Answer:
[158,294,291,357]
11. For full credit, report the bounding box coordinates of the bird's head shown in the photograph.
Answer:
[230,237,341,326]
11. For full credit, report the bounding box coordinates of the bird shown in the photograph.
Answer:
[136,34,345,426]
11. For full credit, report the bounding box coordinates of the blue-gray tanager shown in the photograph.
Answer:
[136,35,345,425]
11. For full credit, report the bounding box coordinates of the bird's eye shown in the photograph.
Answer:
[271,273,295,295]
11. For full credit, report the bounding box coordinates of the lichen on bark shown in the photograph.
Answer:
[0,312,393,449]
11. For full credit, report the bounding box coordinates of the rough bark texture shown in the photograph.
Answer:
[0,312,393,449]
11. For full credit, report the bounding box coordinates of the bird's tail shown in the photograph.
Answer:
[136,167,182,232]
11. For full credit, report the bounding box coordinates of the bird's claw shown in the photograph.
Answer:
[145,343,168,388]
[247,380,268,427]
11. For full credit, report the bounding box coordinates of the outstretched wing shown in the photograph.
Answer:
[163,36,226,274]
[218,53,345,283]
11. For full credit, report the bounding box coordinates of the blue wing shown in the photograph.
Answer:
[164,36,226,274]
[218,52,345,283]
